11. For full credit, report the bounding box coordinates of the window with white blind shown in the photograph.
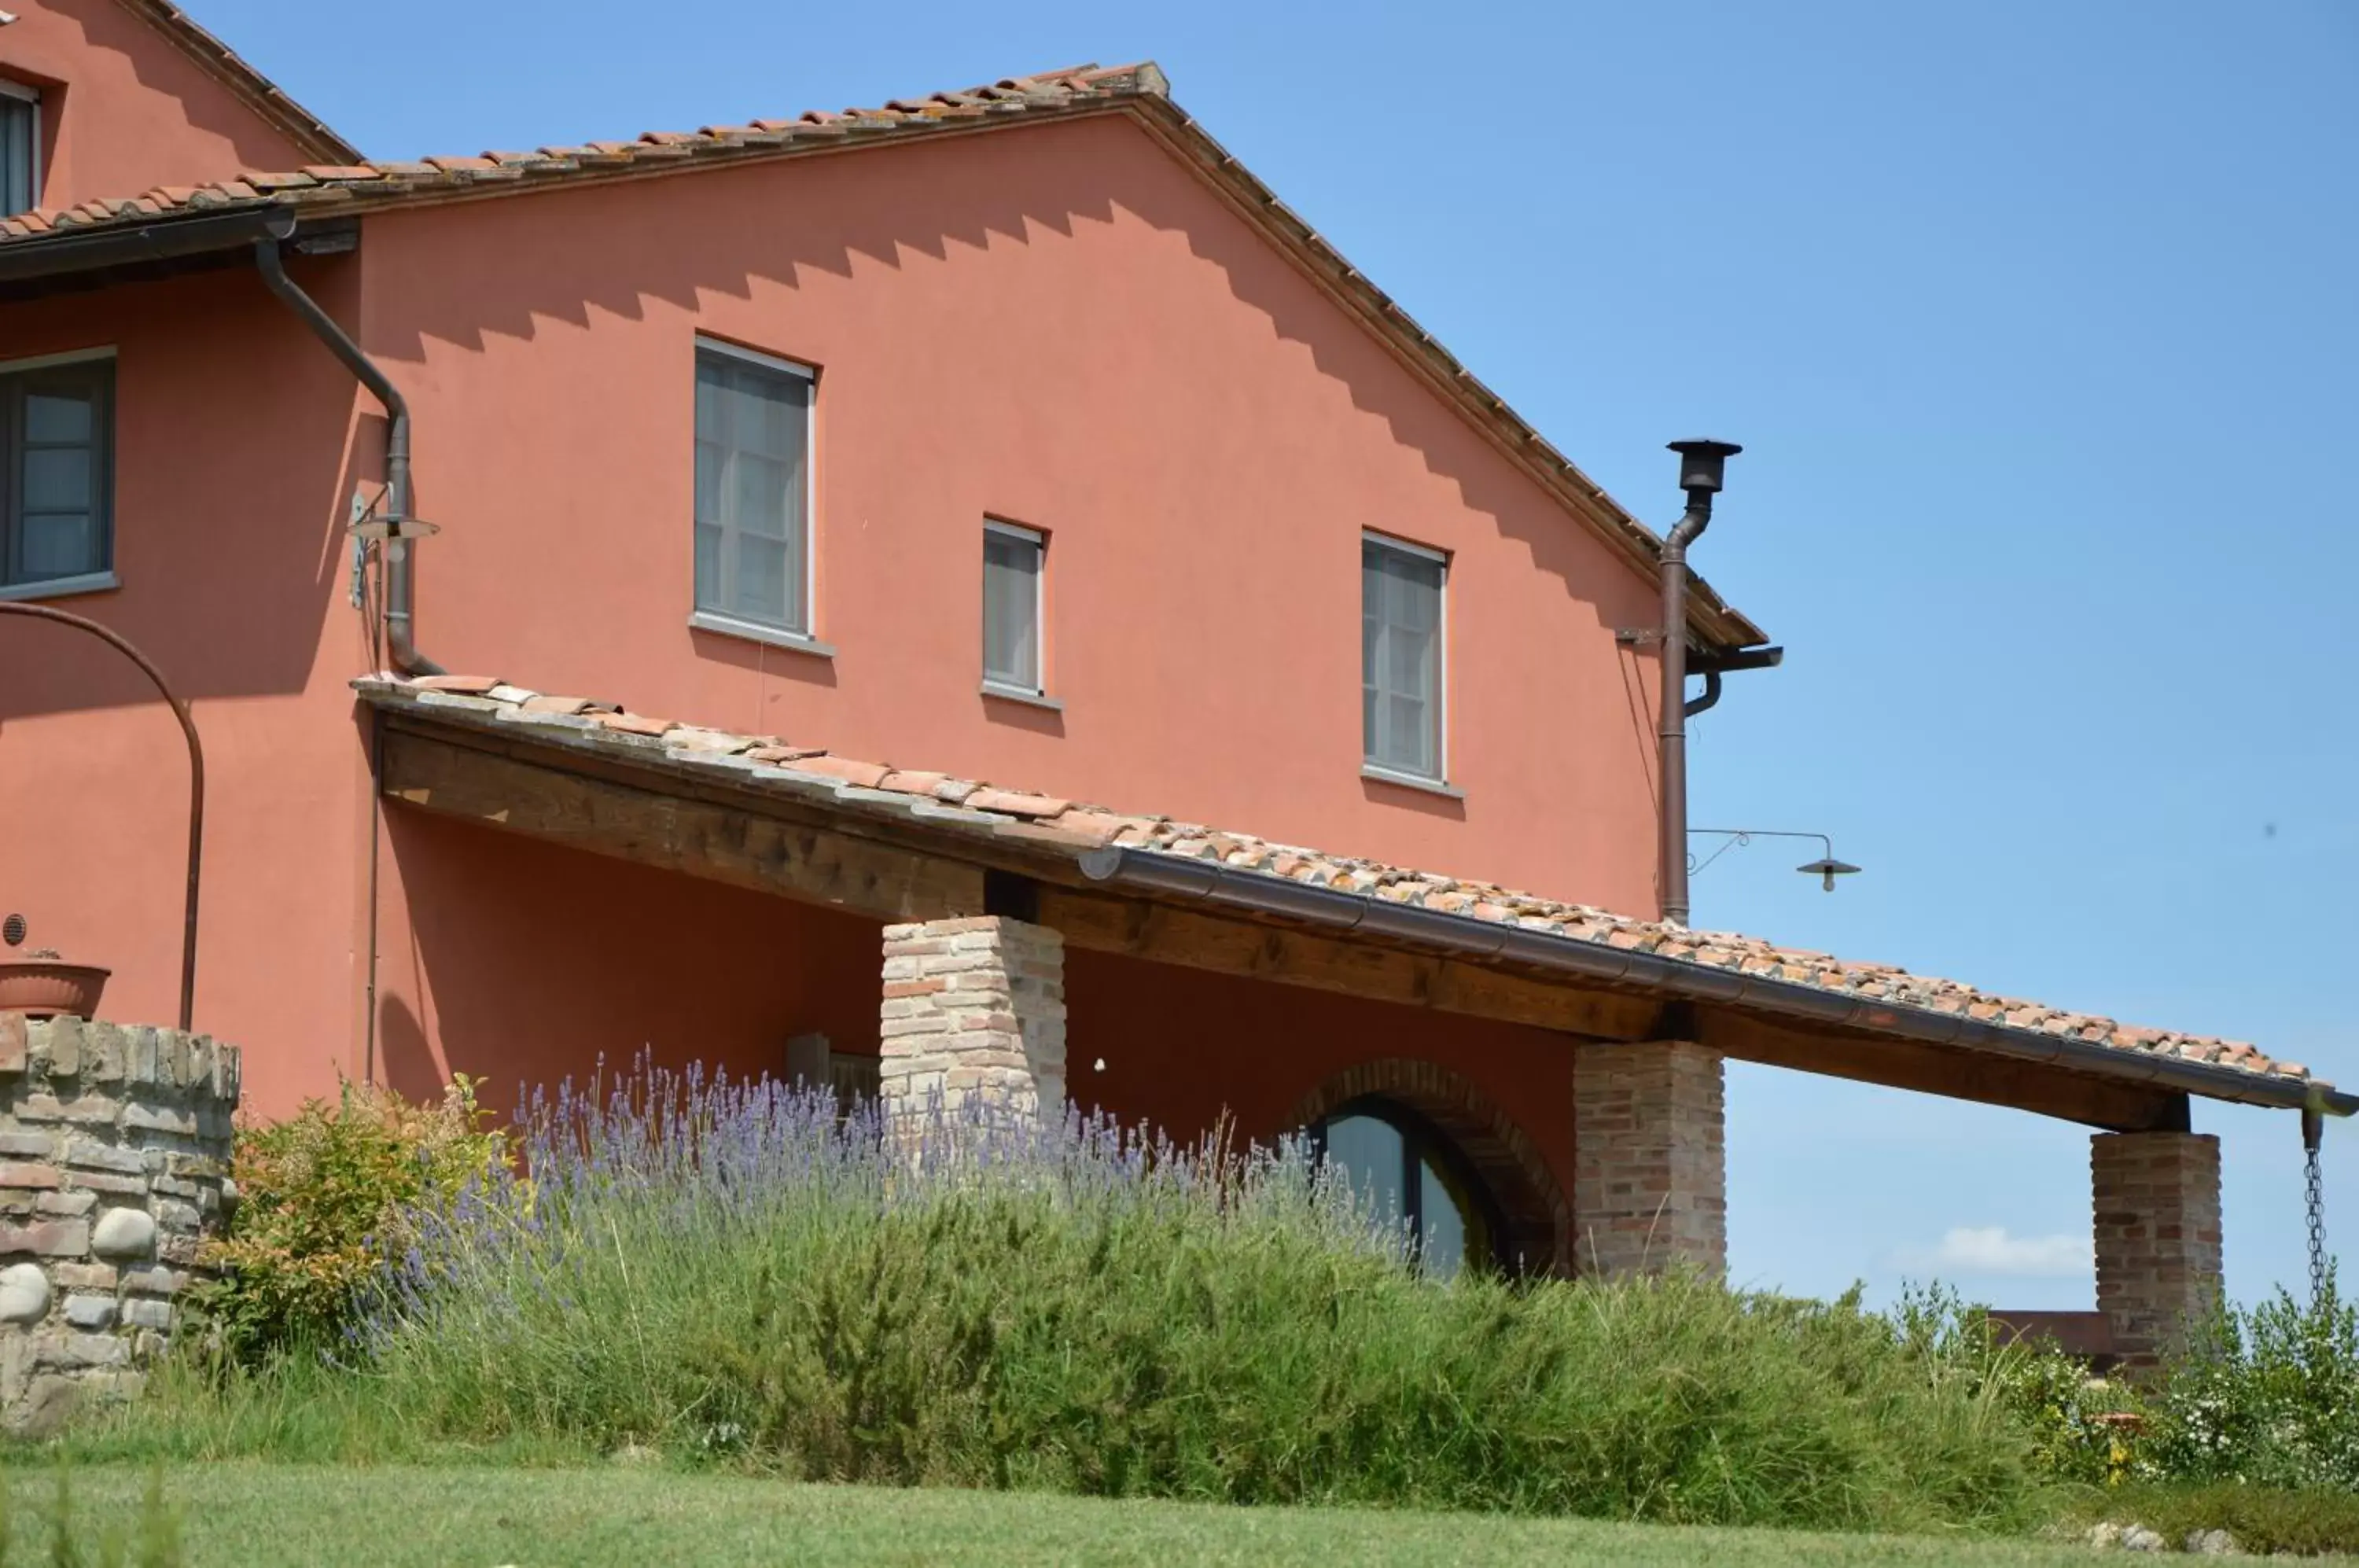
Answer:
[981,521,1044,696]
[2,353,114,594]
[693,341,812,639]
[1361,533,1446,782]
[0,84,36,219]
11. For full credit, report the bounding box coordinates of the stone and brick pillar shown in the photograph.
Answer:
[878,916,1067,1122]
[1573,1040,1726,1279]
[0,1014,240,1435]
[2092,1131,2222,1370]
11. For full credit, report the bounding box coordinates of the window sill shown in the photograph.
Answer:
[0,571,120,604]
[1361,764,1463,800]
[688,609,835,659]
[981,681,1063,712]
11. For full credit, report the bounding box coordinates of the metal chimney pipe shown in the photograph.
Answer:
[1658,439,1741,927]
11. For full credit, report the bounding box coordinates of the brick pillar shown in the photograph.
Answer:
[2092,1131,2222,1370]
[1573,1040,1725,1279]
[878,916,1066,1122]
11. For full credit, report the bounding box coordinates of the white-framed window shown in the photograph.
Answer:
[693,338,812,638]
[981,519,1044,696]
[0,81,37,219]
[1362,532,1446,782]
[1,348,114,594]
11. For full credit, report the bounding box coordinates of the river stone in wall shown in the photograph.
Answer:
[0,1263,48,1325]
[90,1207,157,1260]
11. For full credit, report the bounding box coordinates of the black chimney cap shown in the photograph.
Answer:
[1669,438,1743,495]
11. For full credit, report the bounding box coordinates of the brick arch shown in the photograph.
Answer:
[1284,1058,1570,1275]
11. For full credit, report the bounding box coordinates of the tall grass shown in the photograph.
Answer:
[121,1064,2055,1533]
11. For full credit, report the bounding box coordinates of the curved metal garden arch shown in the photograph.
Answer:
[0,602,202,1031]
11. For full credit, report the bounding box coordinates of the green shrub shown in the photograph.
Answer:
[1978,1271,2359,1493]
[2135,1272,2359,1490]
[184,1077,509,1366]
[1913,1301,2137,1489]
[300,1068,2057,1533]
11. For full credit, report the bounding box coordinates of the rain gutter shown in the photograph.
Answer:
[0,206,289,289]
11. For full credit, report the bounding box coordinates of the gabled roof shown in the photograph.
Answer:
[0,58,1763,649]
[113,1,359,165]
[359,672,2346,1116]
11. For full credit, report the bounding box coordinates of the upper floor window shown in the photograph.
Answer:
[2,353,114,593]
[1362,533,1445,782]
[694,340,811,637]
[981,520,1044,697]
[0,83,37,218]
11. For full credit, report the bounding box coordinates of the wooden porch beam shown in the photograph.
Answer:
[375,719,2203,1128]
[1695,1010,2192,1132]
[379,728,985,924]
[1036,886,1664,1042]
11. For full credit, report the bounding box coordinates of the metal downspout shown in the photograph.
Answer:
[252,229,442,676]
[1684,668,1723,719]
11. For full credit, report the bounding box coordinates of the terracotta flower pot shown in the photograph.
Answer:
[0,961,110,1020]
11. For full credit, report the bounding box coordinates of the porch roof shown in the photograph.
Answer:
[356,673,2350,1121]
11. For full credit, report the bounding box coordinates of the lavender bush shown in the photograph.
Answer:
[310,1059,2050,1530]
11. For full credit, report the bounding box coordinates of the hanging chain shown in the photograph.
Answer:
[2308,1140,2329,1307]
[2305,1106,2329,1307]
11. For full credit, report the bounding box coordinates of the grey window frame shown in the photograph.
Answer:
[0,80,39,219]
[0,348,116,598]
[1361,531,1448,786]
[690,337,817,648]
[981,518,1047,699]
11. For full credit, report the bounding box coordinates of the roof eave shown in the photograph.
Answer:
[0,202,293,296]
[353,679,2334,1117]
[1076,843,2354,1117]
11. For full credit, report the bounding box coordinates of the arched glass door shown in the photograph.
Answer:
[1312,1099,1498,1279]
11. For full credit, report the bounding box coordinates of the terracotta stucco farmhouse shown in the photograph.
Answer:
[0,0,2336,1368]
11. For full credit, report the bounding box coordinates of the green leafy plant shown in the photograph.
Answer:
[2135,1269,2359,1491]
[293,1067,2060,1533]
[185,1076,510,1367]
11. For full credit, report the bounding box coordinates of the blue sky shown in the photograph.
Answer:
[201,0,2356,1307]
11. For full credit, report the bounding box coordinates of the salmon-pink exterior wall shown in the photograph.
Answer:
[0,260,375,1119]
[373,813,886,1108]
[0,108,1666,1131]
[366,114,1665,907]
[1068,947,1577,1220]
[0,0,322,212]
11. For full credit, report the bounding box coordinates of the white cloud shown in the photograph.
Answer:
[1900,1226,2094,1279]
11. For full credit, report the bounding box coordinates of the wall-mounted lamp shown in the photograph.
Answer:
[1689,829,1861,893]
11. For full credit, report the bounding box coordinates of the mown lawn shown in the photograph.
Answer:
[0,1462,2325,1568]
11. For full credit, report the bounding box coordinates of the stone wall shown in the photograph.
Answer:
[1572,1040,1727,1279]
[0,1013,239,1435]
